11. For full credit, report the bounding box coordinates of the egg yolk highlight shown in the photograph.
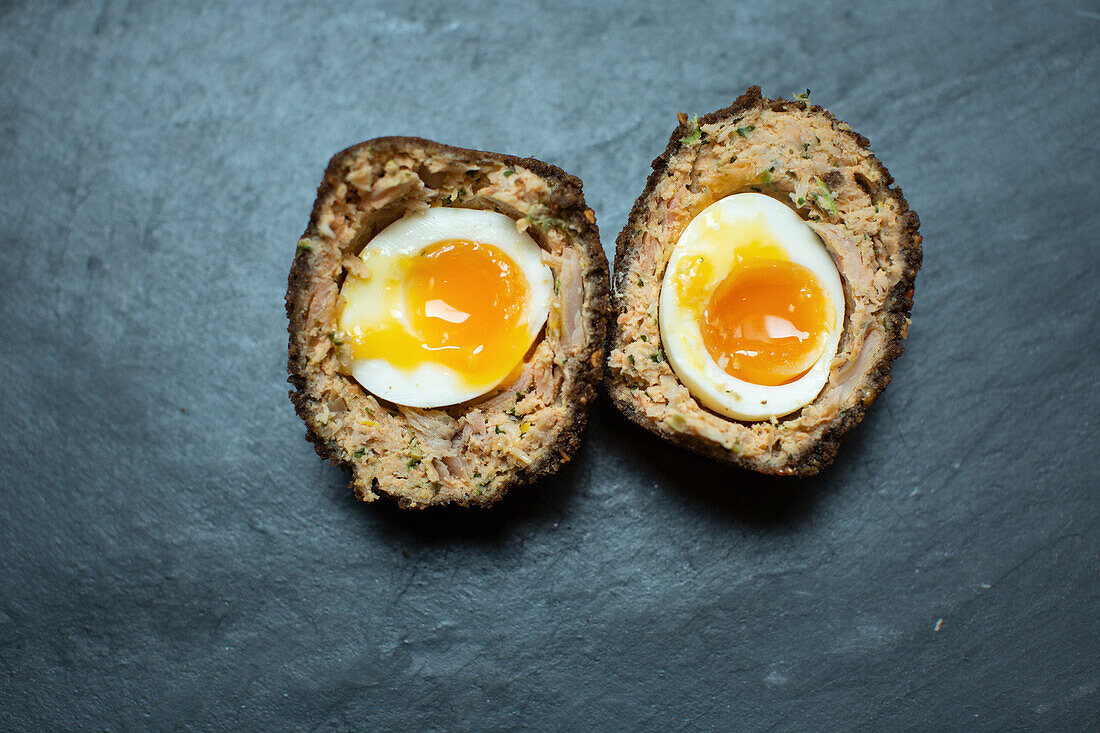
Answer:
[701,259,833,386]
[340,239,533,387]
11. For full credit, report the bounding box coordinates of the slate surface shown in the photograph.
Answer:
[1,0,1098,729]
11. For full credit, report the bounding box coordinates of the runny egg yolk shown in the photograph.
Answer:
[340,239,532,387]
[701,258,833,387]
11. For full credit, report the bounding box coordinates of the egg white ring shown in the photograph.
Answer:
[344,207,554,408]
[658,193,845,421]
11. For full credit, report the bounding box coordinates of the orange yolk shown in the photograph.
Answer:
[341,239,532,387]
[701,259,833,386]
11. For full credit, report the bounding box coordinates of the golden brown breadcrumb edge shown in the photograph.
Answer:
[606,87,922,476]
[287,137,610,507]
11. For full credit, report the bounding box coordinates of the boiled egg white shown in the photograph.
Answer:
[336,207,553,408]
[658,193,844,420]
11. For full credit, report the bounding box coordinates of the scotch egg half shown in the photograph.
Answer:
[658,193,845,421]
[335,207,554,408]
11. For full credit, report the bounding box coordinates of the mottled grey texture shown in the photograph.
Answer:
[0,0,1097,730]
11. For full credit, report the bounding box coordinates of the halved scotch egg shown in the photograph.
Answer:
[607,87,922,476]
[288,138,609,508]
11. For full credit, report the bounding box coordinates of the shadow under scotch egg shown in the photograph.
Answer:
[603,394,872,529]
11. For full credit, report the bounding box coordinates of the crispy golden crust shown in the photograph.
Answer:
[606,87,922,476]
[288,137,609,507]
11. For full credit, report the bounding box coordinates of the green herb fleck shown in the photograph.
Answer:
[736,124,755,138]
[407,457,421,469]
[554,279,561,295]
[812,177,839,216]
[516,392,524,401]
[529,213,573,232]
[353,447,366,458]
[473,471,482,478]
[650,350,664,363]
[364,406,375,418]
[796,196,805,206]
[640,334,647,342]
[503,169,515,177]
[327,332,344,346]
[296,238,314,254]
[680,115,702,145]
[760,169,772,185]
[628,354,636,367]
[729,154,738,163]
[431,483,441,495]
[795,88,811,100]
[637,277,644,287]
[495,426,504,434]
[664,413,686,430]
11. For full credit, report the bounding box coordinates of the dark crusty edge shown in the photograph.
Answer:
[287,136,610,507]
[606,86,922,476]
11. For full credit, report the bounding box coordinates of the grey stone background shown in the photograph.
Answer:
[1,0,1097,729]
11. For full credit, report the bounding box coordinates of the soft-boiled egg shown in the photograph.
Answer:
[336,208,553,408]
[658,193,844,420]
